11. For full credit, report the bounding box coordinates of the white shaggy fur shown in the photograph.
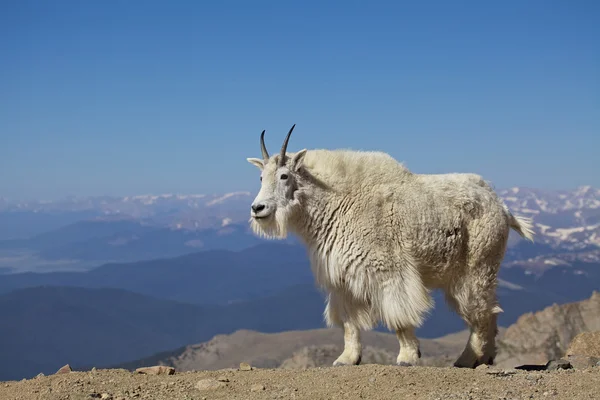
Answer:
[247,142,534,368]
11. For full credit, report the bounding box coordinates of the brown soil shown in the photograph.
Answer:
[2,365,598,400]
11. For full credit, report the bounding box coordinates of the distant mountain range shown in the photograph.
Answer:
[0,192,254,240]
[501,185,599,246]
[1,241,598,311]
[0,186,598,273]
[0,220,271,272]
[0,243,316,305]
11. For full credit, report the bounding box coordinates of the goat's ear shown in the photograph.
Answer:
[247,158,264,170]
[291,149,307,171]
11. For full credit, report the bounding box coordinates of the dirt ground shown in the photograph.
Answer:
[1,364,599,400]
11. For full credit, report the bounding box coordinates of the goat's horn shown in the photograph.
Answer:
[260,130,269,160]
[278,124,296,166]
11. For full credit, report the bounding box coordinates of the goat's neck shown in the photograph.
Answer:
[290,187,343,252]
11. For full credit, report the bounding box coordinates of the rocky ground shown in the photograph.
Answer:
[2,363,599,400]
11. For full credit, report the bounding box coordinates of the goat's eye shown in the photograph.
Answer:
[280,174,288,180]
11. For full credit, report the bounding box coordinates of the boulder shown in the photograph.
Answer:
[565,331,600,358]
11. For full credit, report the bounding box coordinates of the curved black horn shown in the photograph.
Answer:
[278,124,296,166]
[260,130,269,160]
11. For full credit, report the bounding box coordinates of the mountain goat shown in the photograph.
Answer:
[246,124,534,368]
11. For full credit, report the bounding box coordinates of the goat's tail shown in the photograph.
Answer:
[503,204,535,242]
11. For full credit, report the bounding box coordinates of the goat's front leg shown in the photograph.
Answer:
[333,321,362,366]
[396,326,421,366]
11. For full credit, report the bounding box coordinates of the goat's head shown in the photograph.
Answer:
[246,124,307,239]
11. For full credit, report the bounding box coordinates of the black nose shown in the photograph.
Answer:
[252,204,266,213]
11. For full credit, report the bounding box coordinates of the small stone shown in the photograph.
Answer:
[100,394,113,400]
[216,376,230,382]
[56,364,73,374]
[251,384,266,392]
[239,362,253,371]
[596,360,600,367]
[475,364,489,370]
[35,373,45,379]
[135,366,175,375]
[545,359,572,371]
[368,377,376,383]
[195,378,226,391]
[91,367,97,372]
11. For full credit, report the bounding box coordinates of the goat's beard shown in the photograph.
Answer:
[249,206,293,240]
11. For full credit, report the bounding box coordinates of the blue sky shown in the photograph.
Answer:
[1,0,598,200]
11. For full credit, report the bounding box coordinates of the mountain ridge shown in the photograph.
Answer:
[114,292,600,373]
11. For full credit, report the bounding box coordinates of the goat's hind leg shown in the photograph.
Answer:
[447,274,501,368]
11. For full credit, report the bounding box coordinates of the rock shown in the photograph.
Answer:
[566,354,600,369]
[239,362,253,371]
[486,369,517,376]
[475,364,489,370]
[55,364,72,374]
[195,378,226,391]
[565,331,600,358]
[35,373,45,379]
[251,384,266,392]
[135,366,175,375]
[216,376,230,382]
[545,359,572,371]
[100,394,113,400]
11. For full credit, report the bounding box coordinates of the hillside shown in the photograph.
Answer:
[495,290,600,367]
[116,292,600,373]
[115,328,474,372]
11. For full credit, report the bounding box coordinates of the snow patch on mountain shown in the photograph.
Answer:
[206,192,252,206]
